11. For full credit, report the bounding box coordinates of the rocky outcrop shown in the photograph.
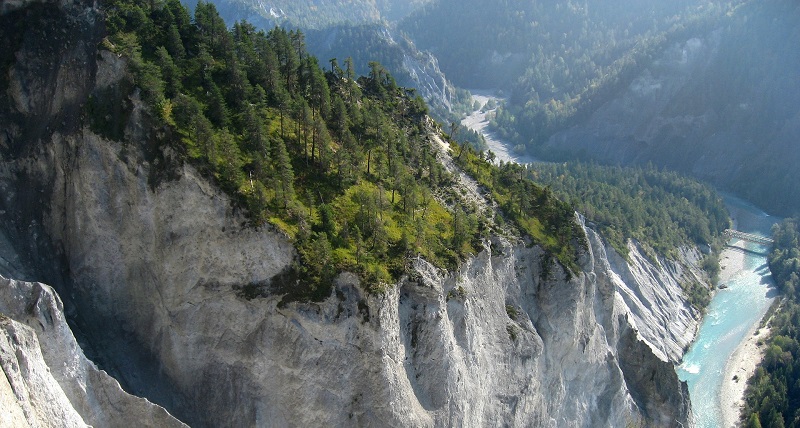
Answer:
[0,317,85,428]
[0,124,696,426]
[400,45,460,114]
[0,0,700,426]
[0,277,186,428]
[305,24,463,116]
[602,237,701,363]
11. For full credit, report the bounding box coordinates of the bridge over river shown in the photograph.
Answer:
[723,229,774,246]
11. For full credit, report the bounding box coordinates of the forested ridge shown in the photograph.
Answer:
[520,162,728,307]
[97,0,582,302]
[452,146,586,274]
[527,162,729,258]
[209,0,430,29]
[742,219,800,427]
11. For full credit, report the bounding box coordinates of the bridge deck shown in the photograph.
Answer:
[723,229,774,245]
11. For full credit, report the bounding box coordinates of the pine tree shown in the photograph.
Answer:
[312,115,331,166]
[205,82,229,128]
[154,46,181,98]
[214,128,244,190]
[270,28,299,91]
[165,24,185,60]
[274,137,295,209]
[274,86,292,141]
[294,97,312,161]
[746,412,762,428]
[242,103,269,157]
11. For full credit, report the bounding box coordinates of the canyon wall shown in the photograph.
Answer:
[0,1,701,426]
[0,126,697,426]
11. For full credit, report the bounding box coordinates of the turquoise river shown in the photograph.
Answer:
[677,196,780,427]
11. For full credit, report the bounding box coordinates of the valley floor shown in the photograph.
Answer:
[721,320,771,428]
[718,243,774,427]
[460,91,539,165]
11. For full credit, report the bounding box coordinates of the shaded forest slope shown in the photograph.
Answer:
[543,0,800,217]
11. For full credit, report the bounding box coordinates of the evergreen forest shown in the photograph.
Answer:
[527,162,729,259]
[303,24,478,124]
[519,161,729,307]
[742,218,800,427]
[98,0,582,303]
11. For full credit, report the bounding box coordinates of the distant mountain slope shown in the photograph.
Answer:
[400,0,744,144]
[400,0,727,90]
[304,24,473,119]
[195,0,431,29]
[542,0,800,216]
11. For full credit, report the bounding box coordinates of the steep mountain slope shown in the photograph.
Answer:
[203,0,468,121]
[401,0,722,88]
[400,0,743,142]
[198,0,798,218]
[202,0,431,29]
[542,0,800,216]
[0,0,709,426]
[0,120,698,426]
[303,24,473,119]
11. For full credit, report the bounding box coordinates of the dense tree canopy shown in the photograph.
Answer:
[98,0,583,302]
[523,161,728,307]
[527,162,729,259]
[452,146,587,274]
[303,23,477,126]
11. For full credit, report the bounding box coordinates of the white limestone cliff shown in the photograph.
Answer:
[0,277,186,428]
[1,125,696,425]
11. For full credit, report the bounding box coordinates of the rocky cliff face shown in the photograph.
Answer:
[0,277,187,428]
[603,239,702,364]
[0,145,697,426]
[0,0,700,426]
[0,112,689,427]
[0,128,698,426]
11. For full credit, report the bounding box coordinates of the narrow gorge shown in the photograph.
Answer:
[0,0,712,426]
